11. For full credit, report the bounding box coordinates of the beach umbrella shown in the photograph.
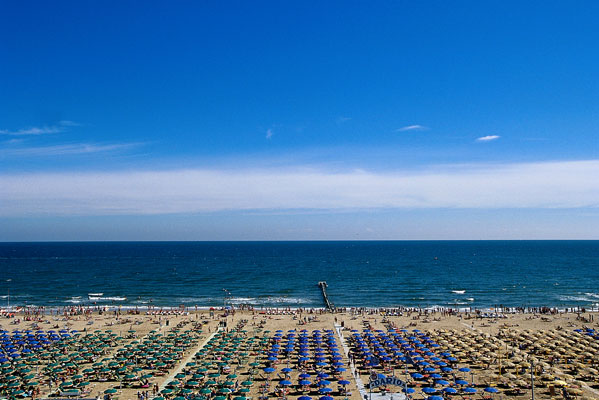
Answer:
[104,389,118,394]
[463,388,477,394]
[484,387,499,394]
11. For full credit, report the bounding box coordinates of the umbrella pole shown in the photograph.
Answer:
[530,360,535,400]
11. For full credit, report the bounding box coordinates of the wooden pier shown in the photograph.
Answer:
[318,281,335,312]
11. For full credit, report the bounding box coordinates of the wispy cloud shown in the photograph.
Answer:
[265,128,274,139]
[336,116,352,124]
[1,159,598,216]
[0,120,79,136]
[0,126,63,136]
[0,142,141,157]
[57,120,81,127]
[476,135,500,142]
[397,124,428,132]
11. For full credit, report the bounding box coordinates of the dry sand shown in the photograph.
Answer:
[2,308,599,400]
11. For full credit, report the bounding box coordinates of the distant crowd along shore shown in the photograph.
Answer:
[1,303,595,320]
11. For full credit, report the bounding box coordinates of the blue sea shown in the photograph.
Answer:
[0,241,598,310]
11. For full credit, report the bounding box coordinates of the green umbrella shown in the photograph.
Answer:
[105,388,118,394]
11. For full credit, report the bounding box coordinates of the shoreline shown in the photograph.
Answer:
[2,303,597,315]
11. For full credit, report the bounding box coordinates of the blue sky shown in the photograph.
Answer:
[1,1,598,240]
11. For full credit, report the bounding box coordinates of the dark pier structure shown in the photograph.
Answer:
[318,281,335,312]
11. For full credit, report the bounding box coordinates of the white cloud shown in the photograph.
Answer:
[265,128,274,139]
[0,126,62,136]
[476,135,500,142]
[397,125,427,132]
[1,160,598,216]
[0,142,141,157]
[0,120,79,136]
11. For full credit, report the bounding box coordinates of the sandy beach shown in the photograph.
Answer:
[1,307,599,400]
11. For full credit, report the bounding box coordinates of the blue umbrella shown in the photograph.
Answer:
[338,380,350,386]
[411,373,424,379]
[319,396,334,400]
[484,387,499,394]
[435,380,450,386]
[280,380,292,386]
[443,388,458,394]
[402,388,415,394]
[463,388,477,394]
[298,397,312,400]
[264,368,275,373]
[458,367,470,372]
[318,388,332,394]
[428,396,444,400]
[422,387,437,394]
[455,380,469,385]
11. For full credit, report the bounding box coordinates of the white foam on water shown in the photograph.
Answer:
[451,290,466,294]
[558,294,595,302]
[228,296,315,305]
[66,297,82,304]
[88,296,127,301]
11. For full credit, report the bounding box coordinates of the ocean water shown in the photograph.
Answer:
[0,241,598,310]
